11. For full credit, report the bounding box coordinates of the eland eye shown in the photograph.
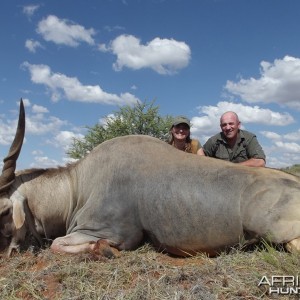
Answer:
[1,209,11,217]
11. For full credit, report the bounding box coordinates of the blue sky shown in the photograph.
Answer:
[1,0,300,170]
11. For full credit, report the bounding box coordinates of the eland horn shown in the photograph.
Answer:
[0,99,25,192]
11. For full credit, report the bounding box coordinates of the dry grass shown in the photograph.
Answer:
[0,242,299,300]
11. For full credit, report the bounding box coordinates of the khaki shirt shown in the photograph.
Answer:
[203,130,266,163]
[191,139,201,154]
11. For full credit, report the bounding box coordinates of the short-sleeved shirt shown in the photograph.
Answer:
[190,139,201,154]
[203,130,265,163]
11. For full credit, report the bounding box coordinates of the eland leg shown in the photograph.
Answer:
[50,232,121,257]
[50,232,99,254]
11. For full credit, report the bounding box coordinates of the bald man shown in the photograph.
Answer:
[203,111,266,167]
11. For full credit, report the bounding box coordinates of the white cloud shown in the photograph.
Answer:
[261,129,300,167]
[51,130,84,151]
[31,150,43,156]
[103,25,125,32]
[266,155,289,169]
[26,115,68,135]
[1,100,84,169]
[29,153,77,168]
[281,153,300,166]
[275,141,300,153]
[102,34,191,74]
[21,98,31,107]
[37,15,96,47]
[225,56,300,109]
[25,39,43,53]
[21,62,140,105]
[23,5,40,18]
[260,131,282,141]
[98,43,109,52]
[0,119,19,146]
[0,100,29,145]
[32,104,49,114]
[30,131,83,168]
[283,130,300,142]
[7,100,67,137]
[0,99,86,169]
[30,155,60,168]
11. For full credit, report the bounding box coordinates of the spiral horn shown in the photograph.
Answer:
[0,99,25,193]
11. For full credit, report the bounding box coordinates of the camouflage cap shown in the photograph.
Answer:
[172,116,190,128]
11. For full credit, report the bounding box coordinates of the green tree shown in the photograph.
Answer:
[67,100,173,159]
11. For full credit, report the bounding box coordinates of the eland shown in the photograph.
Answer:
[1,99,300,257]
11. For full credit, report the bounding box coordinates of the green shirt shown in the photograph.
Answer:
[203,130,266,163]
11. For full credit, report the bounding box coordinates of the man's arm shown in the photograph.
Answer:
[197,148,205,156]
[243,135,266,167]
[239,158,266,167]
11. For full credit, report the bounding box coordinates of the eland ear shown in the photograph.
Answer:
[12,199,26,230]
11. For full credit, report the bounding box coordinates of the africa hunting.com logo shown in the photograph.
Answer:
[258,276,300,295]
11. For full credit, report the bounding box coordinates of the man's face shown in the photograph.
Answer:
[220,113,240,140]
